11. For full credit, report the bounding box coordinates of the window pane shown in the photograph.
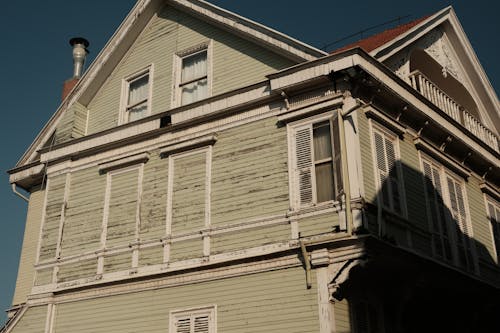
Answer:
[181,78,208,105]
[128,75,149,105]
[313,121,332,161]
[315,162,334,202]
[128,103,148,122]
[181,51,207,83]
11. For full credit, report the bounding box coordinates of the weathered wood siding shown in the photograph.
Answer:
[60,167,105,257]
[211,118,289,226]
[12,190,45,305]
[53,267,319,333]
[39,175,66,261]
[334,299,352,333]
[8,306,47,333]
[54,102,87,144]
[171,151,206,235]
[86,5,295,135]
[106,168,140,247]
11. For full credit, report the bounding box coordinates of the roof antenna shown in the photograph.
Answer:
[69,37,89,78]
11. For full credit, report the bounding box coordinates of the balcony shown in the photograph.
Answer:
[408,70,499,153]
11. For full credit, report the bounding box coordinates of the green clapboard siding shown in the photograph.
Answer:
[170,238,203,261]
[9,306,47,333]
[211,223,290,254]
[357,112,377,205]
[466,176,496,262]
[106,168,140,248]
[12,190,45,306]
[61,167,105,257]
[86,5,295,135]
[140,152,168,241]
[34,268,53,287]
[39,175,66,261]
[53,267,319,333]
[104,252,132,273]
[334,299,352,333]
[298,212,340,238]
[139,245,164,266]
[211,117,289,226]
[54,102,88,144]
[171,151,206,235]
[58,258,98,283]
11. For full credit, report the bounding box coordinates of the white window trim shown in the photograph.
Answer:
[165,146,212,263]
[484,195,500,264]
[287,111,340,211]
[369,120,407,218]
[98,164,144,274]
[419,152,477,271]
[119,64,154,125]
[172,41,213,108]
[169,305,217,333]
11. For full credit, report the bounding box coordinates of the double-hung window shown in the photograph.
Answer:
[289,113,342,209]
[174,42,211,106]
[371,125,405,216]
[121,67,152,123]
[420,155,475,271]
[486,197,500,263]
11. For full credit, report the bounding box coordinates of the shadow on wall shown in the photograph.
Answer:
[335,162,500,333]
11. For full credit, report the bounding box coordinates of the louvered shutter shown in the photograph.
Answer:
[446,176,474,270]
[488,202,500,261]
[173,312,212,333]
[295,125,314,206]
[194,314,210,333]
[374,132,390,208]
[373,131,401,213]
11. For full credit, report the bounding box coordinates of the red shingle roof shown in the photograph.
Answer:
[331,16,430,54]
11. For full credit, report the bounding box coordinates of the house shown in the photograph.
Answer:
[3,0,500,332]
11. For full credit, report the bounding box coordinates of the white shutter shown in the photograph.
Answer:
[373,130,401,213]
[295,126,314,206]
[172,309,214,333]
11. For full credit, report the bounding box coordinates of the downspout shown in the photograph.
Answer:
[338,98,362,235]
[11,183,29,202]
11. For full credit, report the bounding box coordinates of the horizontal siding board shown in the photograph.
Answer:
[12,190,45,305]
[104,252,132,273]
[58,258,98,283]
[171,152,206,235]
[211,118,289,226]
[54,267,319,333]
[139,245,164,266]
[211,223,290,254]
[10,306,47,333]
[298,213,340,238]
[169,238,203,262]
[61,167,105,257]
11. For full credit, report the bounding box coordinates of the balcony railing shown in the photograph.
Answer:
[408,70,499,153]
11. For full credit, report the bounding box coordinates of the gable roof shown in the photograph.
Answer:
[331,15,430,54]
[14,0,328,169]
[332,6,499,133]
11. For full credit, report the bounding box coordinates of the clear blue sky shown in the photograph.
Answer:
[0,0,498,326]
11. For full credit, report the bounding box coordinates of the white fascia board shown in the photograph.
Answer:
[9,164,45,184]
[170,0,327,61]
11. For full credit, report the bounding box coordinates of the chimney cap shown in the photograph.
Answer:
[69,37,89,48]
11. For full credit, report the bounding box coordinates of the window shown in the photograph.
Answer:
[486,197,500,263]
[289,113,342,209]
[174,42,211,106]
[420,155,475,271]
[371,125,405,215]
[170,306,216,333]
[121,67,152,123]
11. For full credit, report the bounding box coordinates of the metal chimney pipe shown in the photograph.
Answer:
[69,37,89,78]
